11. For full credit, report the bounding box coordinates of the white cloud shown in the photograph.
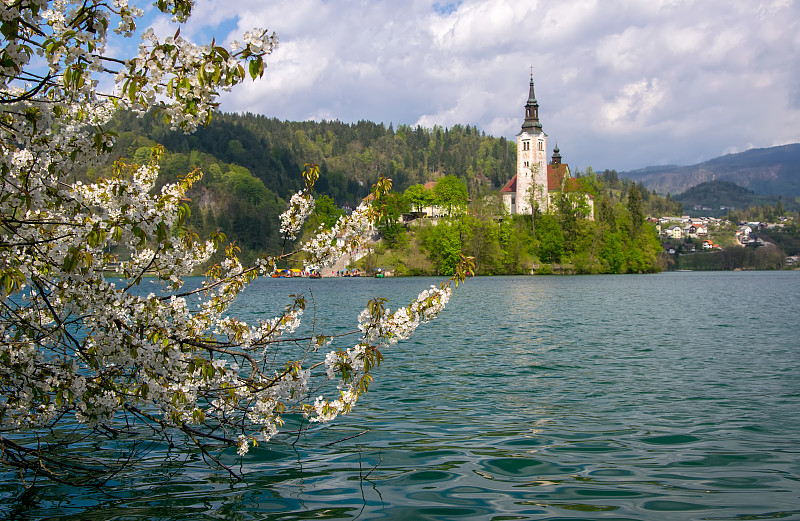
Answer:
[431,1,537,52]
[600,79,665,130]
[172,0,800,172]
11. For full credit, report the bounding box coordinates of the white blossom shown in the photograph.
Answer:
[0,0,466,482]
[279,191,315,240]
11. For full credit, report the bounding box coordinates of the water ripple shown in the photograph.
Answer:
[2,272,800,520]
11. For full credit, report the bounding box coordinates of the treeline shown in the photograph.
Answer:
[358,181,666,276]
[108,110,517,204]
[726,201,797,224]
[103,111,680,271]
[100,111,515,263]
[575,167,683,217]
[672,246,787,270]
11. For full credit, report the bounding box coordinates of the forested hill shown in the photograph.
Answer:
[109,111,517,205]
[104,111,517,264]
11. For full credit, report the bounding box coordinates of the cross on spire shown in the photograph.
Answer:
[521,70,542,133]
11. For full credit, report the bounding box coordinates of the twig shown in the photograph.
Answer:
[321,429,369,447]
[362,454,381,480]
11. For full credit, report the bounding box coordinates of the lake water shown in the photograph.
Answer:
[2,271,800,520]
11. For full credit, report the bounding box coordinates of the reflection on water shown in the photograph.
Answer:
[2,271,800,520]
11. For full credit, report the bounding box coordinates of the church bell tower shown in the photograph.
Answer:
[515,73,548,214]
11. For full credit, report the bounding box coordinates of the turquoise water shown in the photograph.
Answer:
[2,272,800,520]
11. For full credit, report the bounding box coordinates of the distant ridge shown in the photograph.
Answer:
[623,143,800,196]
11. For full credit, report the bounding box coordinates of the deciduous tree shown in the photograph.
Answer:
[404,183,432,213]
[433,175,469,215]
[0,0,469,486]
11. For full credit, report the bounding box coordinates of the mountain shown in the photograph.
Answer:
[623,144,800,196]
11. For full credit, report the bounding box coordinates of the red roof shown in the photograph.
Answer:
[500,174,517,193]
[548,164,590,196]
[500,164,593,199]
[547,164,569,190]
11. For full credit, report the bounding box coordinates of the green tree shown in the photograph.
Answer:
[225,166,270,206]
[626,183,645,235]
[375,191,410,247]
[404,183,433,212]
[537,214,564,263]
[433,175,469,215]
[554,190,591,255]
[598,192,615,228]
[600,230,626,273]
[310,195,344,229]
[498,218,532,273]
[421,222,462,275]
[461,214,501,274]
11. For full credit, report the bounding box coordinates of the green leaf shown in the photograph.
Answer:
[132,226,147,246]
[156,222,168,242]
[214,46,229,59]
[248,57,263,80]
[62,249,79,272]
[127,78,138,102]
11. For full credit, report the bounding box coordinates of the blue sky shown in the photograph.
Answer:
[141,0,800,173]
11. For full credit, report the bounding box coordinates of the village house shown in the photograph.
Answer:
[737,225,753,242]
[665,225,684,239]
[420,181,442,218]
[500,75,594,219]
[685,223,708,238]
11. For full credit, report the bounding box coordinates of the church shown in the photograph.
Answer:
[500,76,594,219]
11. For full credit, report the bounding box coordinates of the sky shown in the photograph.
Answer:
[147,0,800,173]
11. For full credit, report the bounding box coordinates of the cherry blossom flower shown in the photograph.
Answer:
[0,0,471,485]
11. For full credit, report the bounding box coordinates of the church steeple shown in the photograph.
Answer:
[521,73,543,133]
[552,143,562,166]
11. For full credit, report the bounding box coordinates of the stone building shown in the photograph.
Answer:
[501,76,593,219]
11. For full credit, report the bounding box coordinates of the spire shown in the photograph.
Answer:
[552,143,562,166]
[521,71,543,133]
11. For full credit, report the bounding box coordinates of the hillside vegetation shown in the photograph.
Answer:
[671,180,800,215]
[100,110,800,274]
[109,111,517,202]
[101,111,517,264]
